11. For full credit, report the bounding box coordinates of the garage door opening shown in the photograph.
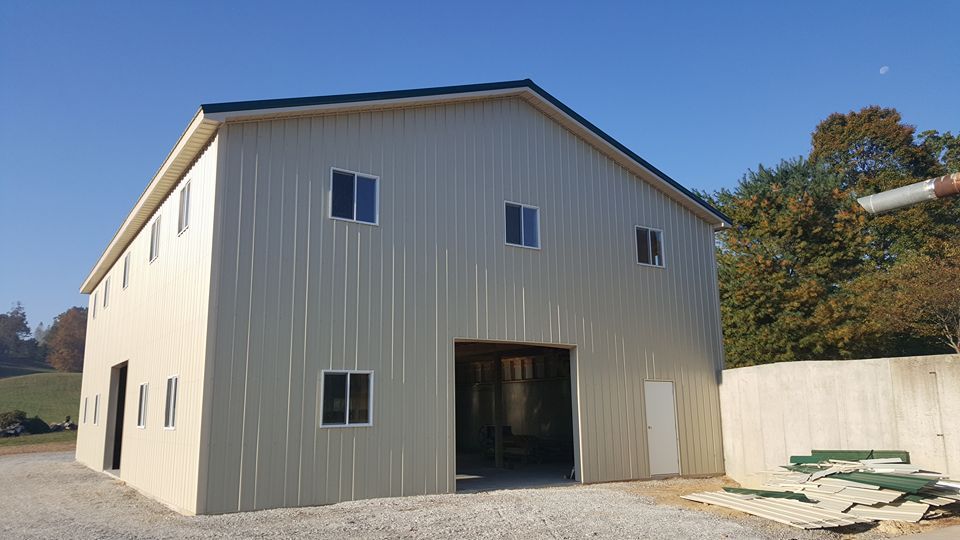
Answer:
[454,341,579,492]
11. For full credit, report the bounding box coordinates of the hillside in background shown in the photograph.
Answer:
[0,372,81,424]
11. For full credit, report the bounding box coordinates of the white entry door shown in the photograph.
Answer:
[644,380,680,476]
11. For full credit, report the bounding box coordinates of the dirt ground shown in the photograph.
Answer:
[0,436,76,456]
[1,452,957,540]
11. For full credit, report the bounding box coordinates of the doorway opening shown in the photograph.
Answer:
[104,362,128,473]
[454,341,578,492]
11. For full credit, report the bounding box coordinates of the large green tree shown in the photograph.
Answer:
[709,106,958,367]
[45,307,87,372]
[0,302,39,363]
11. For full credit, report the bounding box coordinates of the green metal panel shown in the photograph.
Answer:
[723,487,813,502]
[786,466,935,494]
[810,450,911,463]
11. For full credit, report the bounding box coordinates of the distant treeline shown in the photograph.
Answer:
[0,303,86,372]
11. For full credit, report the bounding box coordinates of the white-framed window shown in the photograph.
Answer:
[136,383,148,428]
[82,397,88,423]
[149,216,161,262]
[320,370,373,427]
[92,292,98,319]
[93,394,100,425]
[122,252,131,289]
[636,226,665,267]
[103,277,110,308]
[164,375,178,429]
[329,168,379,225]
[177,182,191,234]
[505,201,540,249]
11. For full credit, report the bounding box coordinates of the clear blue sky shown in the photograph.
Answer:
[2,1,958,329]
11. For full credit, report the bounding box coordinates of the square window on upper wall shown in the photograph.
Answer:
[505,202,540,249]
[636,226,665,267]
[330,168,378,225]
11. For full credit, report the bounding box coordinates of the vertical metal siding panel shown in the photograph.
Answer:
[76,134,220,514]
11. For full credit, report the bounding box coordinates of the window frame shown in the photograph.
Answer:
[177,181,191,235]
[82,396,88,423]
[163,375,178,430]
[136,383,148,429]
[149,216,161,262]
[93,394,100,425]
[103,277,110,308]
[504,201,541,250]
[92,292,97,319]
[328,167,380,226]
[635,225,666,268]
[122,252,131,289]
[319,369,374,428]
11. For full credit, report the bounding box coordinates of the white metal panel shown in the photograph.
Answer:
[75,136,220,514]
[644,380,681,475]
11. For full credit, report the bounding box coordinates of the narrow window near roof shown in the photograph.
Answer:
[636,226,665,267]
[122,253,130,289]
[505,202,540,249]
[330,169,378,225]
[178,182,191,234]
[321,370,373,426]
[93,292,98,319]
[103,278,110,308]
[150,216,161,262]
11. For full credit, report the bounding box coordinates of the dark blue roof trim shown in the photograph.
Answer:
[202,80,731,225]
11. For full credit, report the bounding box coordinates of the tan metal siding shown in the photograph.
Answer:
[76,136,220,514]
[203,97,724,513]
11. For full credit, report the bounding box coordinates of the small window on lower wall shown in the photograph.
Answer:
[164,376,178,429]
[82,397,88,423]
[93,394,100,425]
[321,371,373,427]
[636,226,665,267]
[137,383,148,428]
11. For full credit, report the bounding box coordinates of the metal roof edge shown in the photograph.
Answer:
[202,79,730,227]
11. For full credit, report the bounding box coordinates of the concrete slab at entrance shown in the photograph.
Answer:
[456,463,575,492]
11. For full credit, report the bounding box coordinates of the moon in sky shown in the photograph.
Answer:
[880,66,890,75]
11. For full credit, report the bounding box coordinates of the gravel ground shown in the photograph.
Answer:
[0,452,939,540]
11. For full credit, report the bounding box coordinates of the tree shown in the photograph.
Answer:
[0,302,38,363]
[811,107,960,263]
[705,158,887,366]
[45,307,87,372]
[866,241,960,354]
[707,105,957,366]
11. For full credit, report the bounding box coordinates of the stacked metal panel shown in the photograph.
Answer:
[682,451,960,529]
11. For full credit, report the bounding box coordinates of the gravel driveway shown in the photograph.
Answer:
[0,452,843,539]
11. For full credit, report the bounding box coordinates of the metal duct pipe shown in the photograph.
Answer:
[857,172,960,214]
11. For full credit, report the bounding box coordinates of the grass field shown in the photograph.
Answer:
[0,372,82,424]
[0,358,55,379]
[0,430,76,451]
[0,372,82,453]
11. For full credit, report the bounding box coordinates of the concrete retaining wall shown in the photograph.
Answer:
[719,354,959,486]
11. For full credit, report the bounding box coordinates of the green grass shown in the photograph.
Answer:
[0,359,55,379]
[0,430,76,448]
[0,372,82,424]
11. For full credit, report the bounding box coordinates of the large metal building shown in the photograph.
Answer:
[76,80,731,515]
